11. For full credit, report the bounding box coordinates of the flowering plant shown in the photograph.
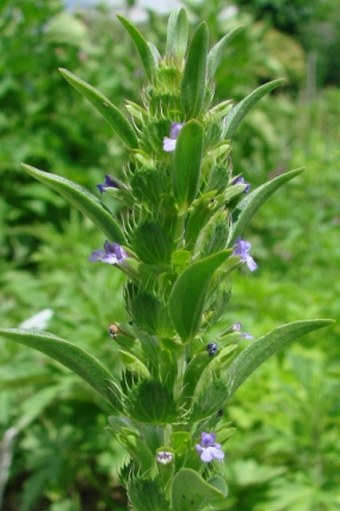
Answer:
[0,9,332,510]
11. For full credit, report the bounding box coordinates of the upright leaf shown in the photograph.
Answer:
[207,26,244,79]
[171,468,224,511]
[224,319,333,400]
[169,251,230,342]
[22,164,125,244]
[117,15,157,81]
[0,328,117,405]
[166,8,189,61]
[59,68,138,148]
[181,22,209,117]
[172,120,204,210]
[228,168,304,246]
[224,78,285,138]
[147,41,161,66]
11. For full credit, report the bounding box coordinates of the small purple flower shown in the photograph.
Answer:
[232,175,251,193]
[156,451,174,466]
[89,241,127,265]
[97,175,120,194]
[233,238,257,272]
[195,432,225,463]
[232,322,254,339]
[163,122,184,152]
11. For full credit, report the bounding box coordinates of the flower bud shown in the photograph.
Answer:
[156,450,174,466]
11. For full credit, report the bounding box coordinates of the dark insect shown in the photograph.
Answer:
[207,342,218,356]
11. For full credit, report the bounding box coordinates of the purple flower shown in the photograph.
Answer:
[97,175,120,194]
[163,122,184,152]
[233,238,257,272]
[156,451,174,466]
[195,432,225,463]
[232,322,254,339]
[89,241,127,265]
[232,175,251,193]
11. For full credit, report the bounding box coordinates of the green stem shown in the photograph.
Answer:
[164,423,172,446]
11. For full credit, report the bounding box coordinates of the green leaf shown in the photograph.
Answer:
[147,41,161,66]
[207,26,244,79]
[132,218,174,265]
[208,474,229,498]
[0,328,116,405]
[127,479,169,511]
[224,78,285,138]
[128,381,177,424]
[22,164,125,244]
[117,15,157,81]
[171,468,224,511]
[169,251,230,342]
[172,120,204,210]
[228,168,304,246]
[59,68,138,148]
[224,319,334,400]
[118,350,150,379]
[181,22,209,117]
[166,8,189,61]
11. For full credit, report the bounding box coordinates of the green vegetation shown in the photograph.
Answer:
[0,1,338,510]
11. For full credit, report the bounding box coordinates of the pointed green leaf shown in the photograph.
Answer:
[224,319,334,400]
[166,8,189,61]
[169,251,230,342]
[172,120,204,210]
[181,22,209,117]
[224,78,285,138]
[207,26,244,79]
[59,68,138,148]
[228,168,304,246]
[172,468,224,511]
[22,164,125,244]
[117,15,157,81]
[0,328,116,405]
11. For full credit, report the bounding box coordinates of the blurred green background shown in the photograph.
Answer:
[0,0,339,509]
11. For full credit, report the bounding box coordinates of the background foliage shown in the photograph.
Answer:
[0,0,339,509]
